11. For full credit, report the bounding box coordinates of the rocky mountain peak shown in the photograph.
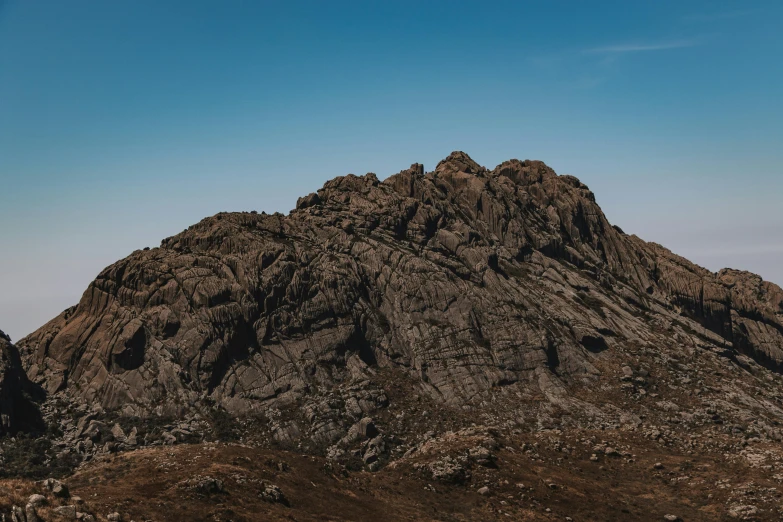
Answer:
[435,150,485,176]
[491,158,558,185]
[6,153,783,520]
[14,152,783,449]
[407,163,424,177]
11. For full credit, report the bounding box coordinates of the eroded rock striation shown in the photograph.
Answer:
[16,152,783,435]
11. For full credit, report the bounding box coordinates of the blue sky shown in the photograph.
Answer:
[1,1,782,340]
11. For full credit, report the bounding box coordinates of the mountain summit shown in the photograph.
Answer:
[17,152,783,418]
[5,152,783,520]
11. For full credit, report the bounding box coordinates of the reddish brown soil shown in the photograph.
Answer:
[1,429,772,522]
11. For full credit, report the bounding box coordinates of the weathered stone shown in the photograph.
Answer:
[25,503,40,522]
[53,505,78,519]
[728,504,759,519]
[604,447,620,457]
[260,484,288,505]
[27,494,46,507]
[346,417,378,443]
[468,446,494,466]
[52,482,70,498]
[10,151,783,451]
[427,456,469,483]
[181,476,225,494]
[11,506,25,522]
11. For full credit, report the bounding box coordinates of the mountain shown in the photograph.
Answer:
[5,152,783,520]
[17,152,783,417]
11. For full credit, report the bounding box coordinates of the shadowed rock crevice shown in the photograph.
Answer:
[111,323,147,371]
[345,325,378,367]
[580,335,609,354]
[206,321,256,393]
[0,330,45,435]
[544,341,560,372]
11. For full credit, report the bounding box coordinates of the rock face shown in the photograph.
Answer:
[0,330,42,434]
[17,152,783,424]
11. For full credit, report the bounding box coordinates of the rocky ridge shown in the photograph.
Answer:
[17,153,783,419]
[4,152,783,520]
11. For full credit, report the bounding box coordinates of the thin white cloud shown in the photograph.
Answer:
[584,40,698,54]
[681,9,763,23]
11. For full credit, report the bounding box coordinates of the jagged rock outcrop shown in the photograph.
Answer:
[16,152,783,435]
[0,330,43,434]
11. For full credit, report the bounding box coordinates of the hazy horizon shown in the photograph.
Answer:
[2,0,782,341]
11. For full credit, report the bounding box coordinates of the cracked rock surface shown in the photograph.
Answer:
[15,152,783,424]
[4,151,783,520]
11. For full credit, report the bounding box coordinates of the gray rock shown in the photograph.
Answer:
[25,503,40,522]
[347,418,378,442]
[52,482,70,498]
[183,476,225,494]
[427,456,469,483]
[11,506,25,522]
[110,423,126,442]
[260,484,288,505]
[53,506,78,519]
[728,505,759,519]
[468,446,494,466]
[27,494,46,507]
